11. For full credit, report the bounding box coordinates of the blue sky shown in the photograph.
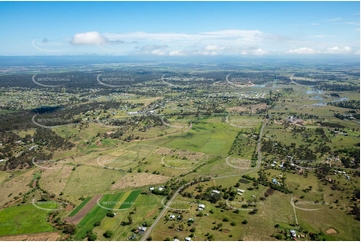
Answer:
[0,1,359,56]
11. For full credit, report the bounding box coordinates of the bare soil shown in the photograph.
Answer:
[111,173,169,190]
[326,228,337,234]
[155,147,204,161]
[65,204,74,211]
[64,194,102,224]
[0,232,60,241]
[266,188,275,196]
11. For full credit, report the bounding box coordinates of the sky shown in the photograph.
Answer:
[0,1,359,57]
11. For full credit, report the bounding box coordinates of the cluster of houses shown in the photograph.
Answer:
[272,178,283,186]
[334,170,350,180]
[285,116,305,125]
[149,186,165,192]
[127,110,157,115]
[198,204,205,211]
[237,189,245,196]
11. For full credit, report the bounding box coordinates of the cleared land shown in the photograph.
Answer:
[64,194,102,224]
[0,204,55,236]
[68,197,91,217]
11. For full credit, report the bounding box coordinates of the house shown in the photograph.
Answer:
[159,187,164,191]
[149,187,155,191]
[28,145,38,151]
[237,189,245,193]
[188,218,194,222]
[237,192,243,196]
[185,237,192,241]
[137,226,147,232]
[198,204,205,209]
[169,214,175,219]
[212,190,220,194]
[127,111,138,115]
[290,230,296,238]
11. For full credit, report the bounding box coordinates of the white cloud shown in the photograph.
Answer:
[169,50,186,56]
[308,35,330,38]
[287,47,319,54]
[323,17,342,22]
[346,22,360,25]
[324,46,352,54]
[70,31,108,45]
[68,29,358,56]
[311,23,319,26]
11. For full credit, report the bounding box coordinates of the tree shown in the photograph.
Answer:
[86,231,97,241]
[127,214,133,224]
[63,224,76,235]
[103,230,113,238]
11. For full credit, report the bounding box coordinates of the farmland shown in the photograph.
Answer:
[68,197,91,217]
[0,204,55,236]
[0,59,359,241]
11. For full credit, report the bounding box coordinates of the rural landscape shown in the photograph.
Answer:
[0,57,359,241]
[0,1,360,241]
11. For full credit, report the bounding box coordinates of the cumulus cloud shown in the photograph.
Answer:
[68,29,357,56]
[287,46,353,55]
[287,47,319,54]
[70,31,108,45]
[324,46,352,54]
[136,44,169,55]
[169,50,187,56]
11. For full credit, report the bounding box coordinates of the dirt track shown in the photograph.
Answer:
[64,194,102,224]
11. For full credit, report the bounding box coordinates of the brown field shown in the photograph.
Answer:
[227,103,268,114]
[0,232,60,241]
[326,228,337,234]
[64,194,102,224]
[265,188,275,196]
[154,147,204,161]
[39,165,73,195]
[0,169,34,207]
[227,157,251,169]
[110,173,169,190]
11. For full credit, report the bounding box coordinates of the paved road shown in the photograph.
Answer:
[140,182,192,241]
[289,73,308,87]
[141,118,268,240]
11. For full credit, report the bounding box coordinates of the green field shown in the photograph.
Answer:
[68,197,92,217]
[75,193,124,240]
[0,204,55,236]
[119,189,142,209]
[144,119,239,156]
